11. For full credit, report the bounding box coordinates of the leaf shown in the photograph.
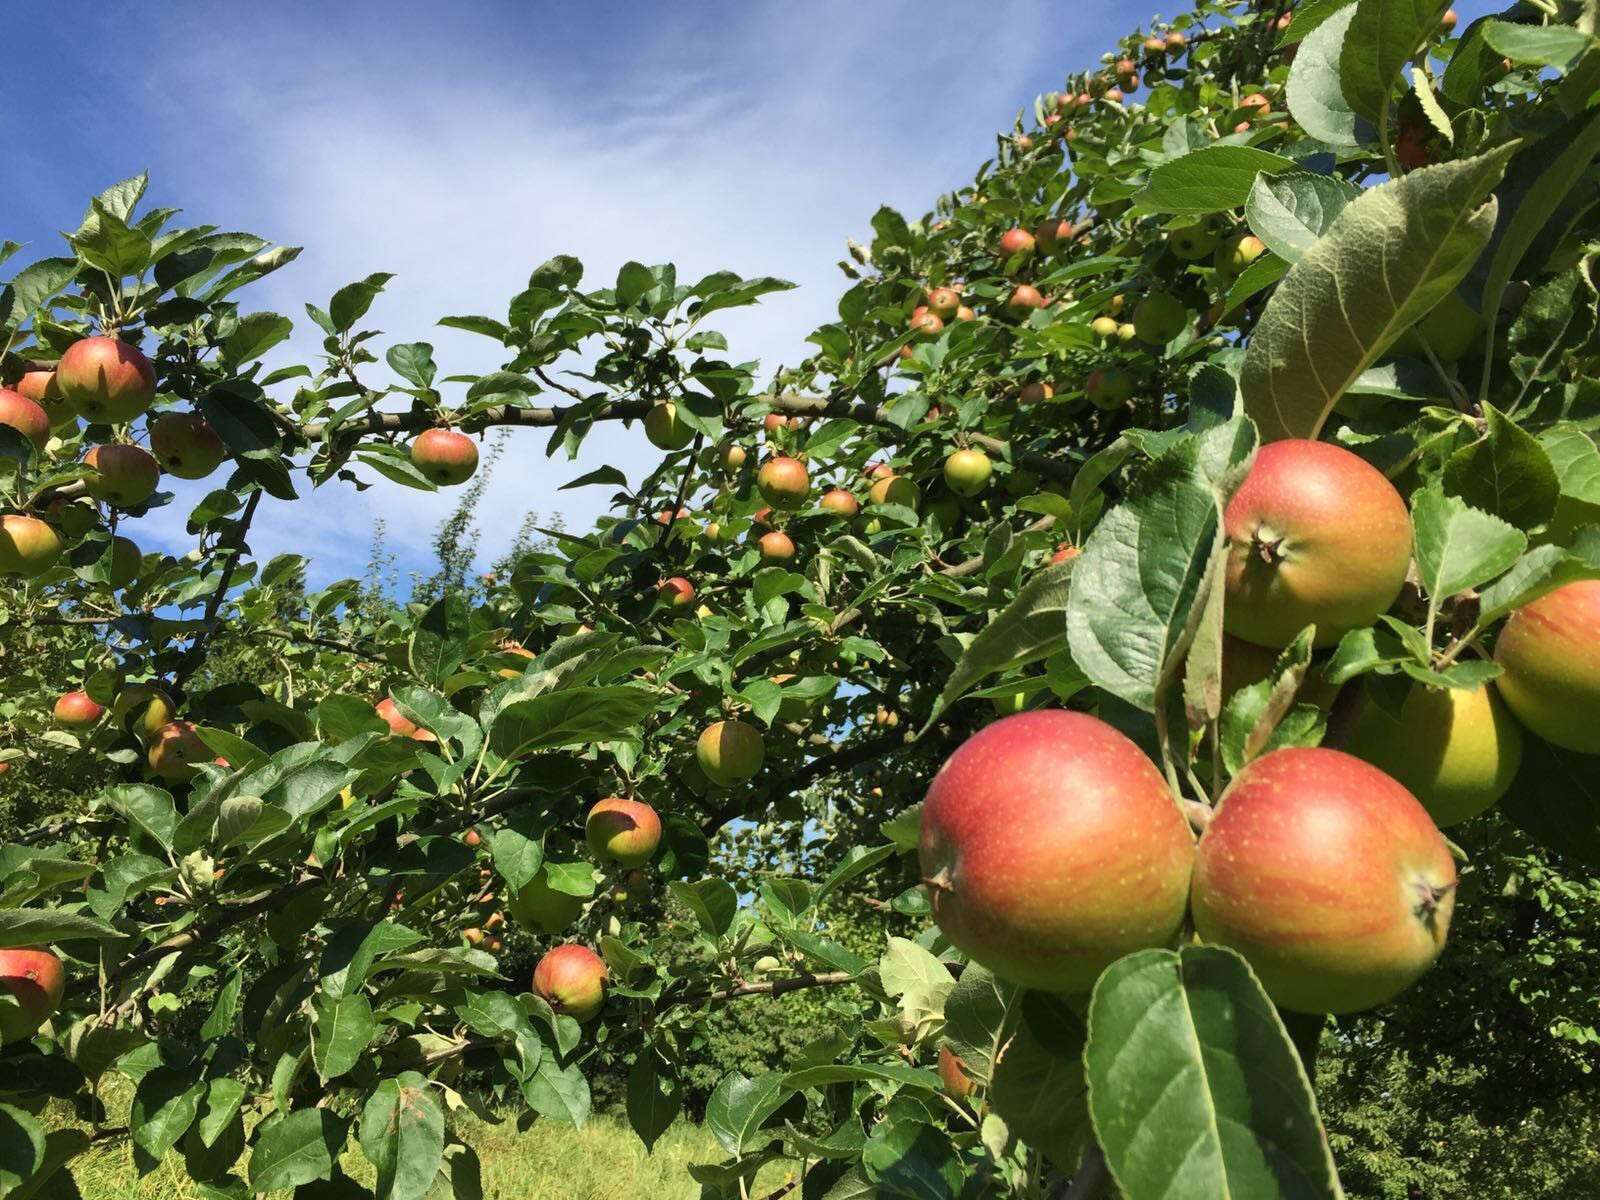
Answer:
[1086,946,1341,1200]
[329,273,394,333]
[920,561,1074,729]
[667,879,737,938]
[1138,147,1298,214]
[1477,544,1600,627]
[247,1107,344,1192]
[312,993,375,1082]
[107,784,178,850]
[1240,145,1514,441]
[489,814,544,893]
[1245,171,1361,263]
[861,1119,962,1200]
[359,1072,445,1200]
[1411,487,1527,600]
[813,844,897,906]
[705,1071,792,1156]
[1442,404,1559,530]
[626,1053,681,1153]
[0,1104,44,1193]
[988,1002,1090,1169]
[70,200,152,278]
[0,908,121,948]
[1501,735,1600,869]
[1339,0,1451,127]
[523,1057,591,1126]
[385,342,437,389]
[130,1065,204,1161]
[488,687,655,760]
[879,938,955,1044]
[222,312,293,365]
[781,1063,940,1091]
[1482,20,1593,71]
[1286,5,1371,147]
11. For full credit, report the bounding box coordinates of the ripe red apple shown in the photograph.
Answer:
[533,944,606,1021]
[113,685,176,742]
[1238,92,1271,118]
[868,473,921,510]
[1494,580,1600,753]
[376,697,436,742]
[57,336,157,423]
[757,456,810,509]
[1018,381,1054,406]
[1224,440,1412,648]
[148,720,210,782]
[83,444,160,508]
[1349,682,1523,825]
[758,530,796,562]
[1050,543,1080,566]
[909,311,945,339]
[819,487,859,517]
[1035,217,1074,255]
[410,428,478,485]
[943,449,993,497]
[511,870,585,933]
[585,797,663,868]
[0,388,50,449]
[920,710,1195,992]
[0,948,65,1036]
[696,719,765,785]
[149,412,227,479]
[1006,285,1047,316]
[926,287,961,320]
[1191,746,1456,1014]
[644,401,696,451]
[998,228,1035,257]
[14,370,70,426]
[462,828,481,847]
[658,576,696,607]
[0,514,63,577]
[54,691,105,729]
[720,443,748,471]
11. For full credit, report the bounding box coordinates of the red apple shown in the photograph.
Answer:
[658,576,696,607]
[819,487,859,517]
[938,1044,975,1098]
[376,697,436,742]
[1035,218,1074,255]
[1238,92,1271,118]
[1050,543,1080,566]
[696,719,765,785]
[1224,440,1412,648]
[868,474,921,510]
[410,428,478,485]
[920,710,1195,993]
[1191,746,1456,1014]
[943,449,993,497]
[57,336,157,423]
[147,720,210,782]
[1018,381,1054,406]
[83,444,160,508]
[1494,580,1600,753]
[14,371,70,427]
[0,948,65,1035]
[0,388,50,449]
[585,797,663,868]
[54,691,105,729]
[644,401,696,451]
[0,514,63,577]
[998,228,1035,257]
[926,287,961,320]
[148,412,226,479]
[758,530,796,562]
[1085,368,1134,410]
[533,944,606,1021]
[909,310,945,339]
[757,456,810,509]
[1006,285,1047,316]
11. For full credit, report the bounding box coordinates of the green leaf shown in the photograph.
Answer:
[359,1072,445,1200]
[247,1107,344,1192]
[222,312,293,365]
[626,1053,681,1153]
[1086,946,1341,1200]
[1477,544,1600,627]
[0,908,121,948]
[667,879,737,938]
[107,784,178,850]
[1501,735,1600,868]
[130,1065,204,1161]
[1245,171,1361,263]
[705,1072,792,1156]
[1286,5,1370,147]
[1340,0,1451,127]
[489,815,544,893]
[782,1063,940,1091]
[1240,145,1514,441]
[861,1119,961,1199]
[312,993,375,1082]
[1442,404,1559,530]
[0,1104,44,1193]
[1411,487,1527,600]
[988,998,1090,1169]
[1138,147,1298,214]
[522,1057,591,1126]
[70,200,152,278]
[1482,20,1593,71]
[386,342,437,389]
[488,686,655,760]
[329,273,394,333]
[879,938,954,1044]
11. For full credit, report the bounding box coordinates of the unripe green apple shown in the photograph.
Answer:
[1085,367,1134,410]
[869,474,921,510]
[757,456,810,509]
[107,536,142,590]
[1133,292,1189,345]
[1192,747,1456,1014]
[696,719,765,785]
[1494,580,1600,753]
[149,412,227,480]
[1348,682,1523,825]
[1225,440,1411,648]
[920,710,1195,993]
[510,869,585,933]
[54,690,106,729]
[1167,222,1218,260]
[57,336,156,423]
[533,944,606,1021]
[943,449,993,497]
[585,797,663,868]
[148,720,209,782]
[84,443,160,508]
[643,401,696,451]
[113,684,176,742]
[0,388,50,449]
[1389,293,1485,363]
[0,515,63,577]
[0,948,65,1040]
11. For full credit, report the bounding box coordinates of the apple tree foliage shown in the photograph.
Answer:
[3,0,1600,1195]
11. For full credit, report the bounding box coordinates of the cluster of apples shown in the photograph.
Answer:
[921,437,1600,1015]
[51,681,215,782]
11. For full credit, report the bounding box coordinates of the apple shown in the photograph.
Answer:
[1224,439,1412,647]
[409,428,479,485]
[763,413,798,438]
[54,690,106,729]
[462,829,481,848]
[113,685,176,742]
[1238,92,1271,119]
[869,474,921,510]
[1018,381,1054,406]
[376,697,437,742]
[920,710,1195,993]
[909,311,944,338]
[874,706,900,729]
[1105,86,1125,103]
[83,444,160,508]
[148,412,227,479]
[1215,233,1267,277]
[758,530,796,562]
[1014,133,1034,151]
[14,371,71,427]
[938,1044,976,1098]
[720,443,748,472]
[1441,8,1458,31]
[1035,217,1074,255]
[1349,682,1524,825]
[534,944,607,1021]
[1050,543,1080,566]
[510,869,586,933]
[148,720,210,783]
[1085,367,1135,410]
[866,462,895,481]
[1494,580,1600,753]
[56,336,157,423]
[1143,35,1166,53]
[757,456,810,509]
[1191,746,1456,1014]
[998,228,1035,257]
[819,488,859,517]
[926,287,961,320]
[0,948,65,1037]
[1090,316,1120,341]
[0,514,63,577]
[1165,30,1188,52]
[1395,125,1432,171]
[0,388,50,449]
[943,449,993,497]
[586,797,663,868]
[1117,323,1138,343]
[1006,285,1047,316]
[1133,292,1189,344]
[106,535,142,590]
[658,576,696,608]
[696,719,765,785]
[1168,223,1219,260]
[1389,293,1484,362]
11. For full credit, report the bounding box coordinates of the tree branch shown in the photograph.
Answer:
[173,488,264,695]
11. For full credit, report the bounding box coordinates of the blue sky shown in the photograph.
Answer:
[2,1,1490,594]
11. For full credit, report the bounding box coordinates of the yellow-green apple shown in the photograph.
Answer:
[57,336,157,423]
[0,514,63,577]
[658,576,696,607]
[0,948,65,1039]
[509,868,586,933]
[1006,285,1047,316]
[84,444,160,507]
[376,697,436,742]
[1215,233,1267,277]
[757,456,810,509]
[113,684,175,742]
[1168,223,1218,260]
[1389,294,1484,363]
[0,388,50,449]
[944,449,993,497]
[1091,316,1119,340]
[696,719,765,785]
[920,710,1194,992]
[643,401,696,451]
[409,428,478,485]
[149,412,226,479]
[758,530,796,562]
[1191,746,1456,1014]
[720,443,747,471]
[1494,580,1600,753]
[585,797,663,868]
[1224,439,1411,647]
[1133,291,1189,344]
[869,474,922,510]
[148,720,210,782]
[926,287,961,320]
[1348,682,1523,825]
[54,690,105,729]
[107,536,142,590]
[819,488,859,517]
[998,228,1035,257]
[533,944,606,1021]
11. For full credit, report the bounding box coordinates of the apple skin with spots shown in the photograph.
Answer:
[1191,746,1456,1014]
[1494,580,1600,754]
[919,710,1194,994]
